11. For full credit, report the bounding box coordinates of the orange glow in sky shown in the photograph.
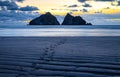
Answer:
[17,0,120,15]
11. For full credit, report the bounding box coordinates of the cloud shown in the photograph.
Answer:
[7,2,19,10]
[0,0,11,6]
[0,0,39,24]
[82,9,88,12]
[111,0,120,6]
[0,10,39,22]
[0,0,38,11]
[19,6,39,11]
[82,3,92,7]
[68,4,78,7]
[78,0,86,2]
[78,0,115,3]
[118,0,120,5]
[0,0,19,10]
[70,9,78,12]
[95,0,115,1]
[15,0,25,2]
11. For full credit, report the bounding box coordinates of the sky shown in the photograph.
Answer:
[0,0,120,25]
[17,0,120,15]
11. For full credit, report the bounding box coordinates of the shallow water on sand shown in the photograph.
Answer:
[0,25,120,36]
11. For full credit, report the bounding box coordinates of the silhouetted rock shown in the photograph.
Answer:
[62,13,92,25]
[29,12,60,25]
[86,23,92,25]
[62,13,73,25]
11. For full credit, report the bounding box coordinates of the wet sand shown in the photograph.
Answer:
[0,36,120,77]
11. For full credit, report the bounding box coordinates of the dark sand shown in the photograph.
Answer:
[0,37,120,77]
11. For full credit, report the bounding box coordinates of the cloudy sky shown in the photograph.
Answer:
[17,0,120,15]
[0,0,120,25]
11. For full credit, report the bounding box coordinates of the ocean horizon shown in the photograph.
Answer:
[0,25,120,37]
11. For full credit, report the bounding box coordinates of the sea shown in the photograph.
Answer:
[0,25,120,36]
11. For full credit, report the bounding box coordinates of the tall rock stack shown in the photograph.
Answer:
[29,12,60,25]
[62,13,92,25]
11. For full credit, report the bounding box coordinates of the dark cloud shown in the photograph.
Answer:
[82,3,92,7]
[68,4,78,7]
[95,0,115,1]
[0,0,39,23]
[7,1,19,10]
[19,6,39,11]
[64,4,78,8]
[0,1,11,6]
[118,1,120,5]
[15,0,25,2]
[70,9,78,12]
[0,0,19,10]
[78,0,86,2]
[78,0,115,3]
[0,0,38,11]
[82,9,88,12]
[0,10,39,22]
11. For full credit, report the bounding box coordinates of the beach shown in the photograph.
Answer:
[0,36,120,77]
[0,0,120,76]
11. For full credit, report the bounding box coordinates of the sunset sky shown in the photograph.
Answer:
[0,0,120,25]
[17,0,120,15]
